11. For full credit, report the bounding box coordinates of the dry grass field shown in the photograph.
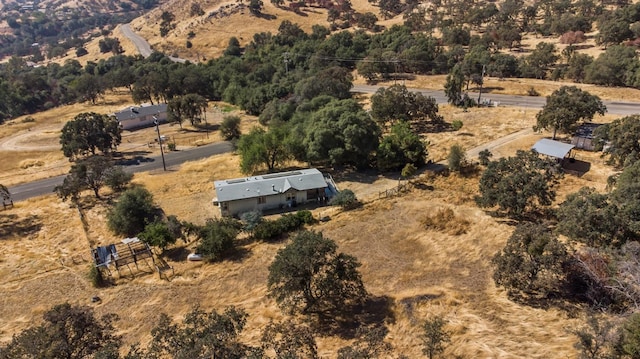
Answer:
[1,1,638,357]
[0,86,624,358]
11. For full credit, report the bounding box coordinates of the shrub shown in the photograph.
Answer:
[167,142,177,151]
[240,210,263,233]
[254,210,314,241]
[295,210,315,224]
[330,189,359,210]
[107,187,158,237]
[421,208,470,235]
[451,120,463,131]
[447,144,466,172]
[527,86,540,96]
[88,264,107,288]
[220,115,242,141]
[197,218,241,262]
[254,220,283,241]
[478,149,493,166]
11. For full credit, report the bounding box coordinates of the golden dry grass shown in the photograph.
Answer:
[1,4,637,355]
[1,154,597,357]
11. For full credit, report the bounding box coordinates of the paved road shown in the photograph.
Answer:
[120,24,185,63]
[8,141,233,202]
[352,84,640,115]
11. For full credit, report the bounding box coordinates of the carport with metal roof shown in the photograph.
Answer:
[532,139,575,160]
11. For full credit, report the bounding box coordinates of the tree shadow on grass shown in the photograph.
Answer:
[163,246,190,262]
[0,214,42,238]
[315,295,396,339]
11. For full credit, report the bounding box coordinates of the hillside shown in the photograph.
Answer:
[3,0,640,357]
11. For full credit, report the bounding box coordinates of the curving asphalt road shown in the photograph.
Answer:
[120,24,185,63]
[8,141,233,202]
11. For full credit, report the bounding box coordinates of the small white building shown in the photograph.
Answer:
[113,103,168,131]
[213,169,333,217]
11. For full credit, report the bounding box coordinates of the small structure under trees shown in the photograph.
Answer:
[572,123,604,151]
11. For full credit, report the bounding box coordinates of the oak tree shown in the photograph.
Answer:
[492,222,569,299]
[535,86,606,139]
[60,112,122,160]
[0,303,121,359]
[267,231,367,315]
[476,150,561,218]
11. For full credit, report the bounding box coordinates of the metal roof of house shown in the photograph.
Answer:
[113,103,167,121]
[532,139,575,159]
[214,168,328,202]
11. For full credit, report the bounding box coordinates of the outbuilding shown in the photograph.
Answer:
[113,103,168,131]
[532,138,575,164]
[572,123,604,151]
[213,169,335,217]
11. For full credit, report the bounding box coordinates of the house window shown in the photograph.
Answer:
[257,196,266,204]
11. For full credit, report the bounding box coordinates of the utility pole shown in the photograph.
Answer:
[203,104,209,139]
[477,64,486,105]
[154,116,167,171]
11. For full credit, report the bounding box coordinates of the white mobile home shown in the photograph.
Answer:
[213,169,332,217]
[113,103,168,131]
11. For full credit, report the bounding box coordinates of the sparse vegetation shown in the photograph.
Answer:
[330,189,359,210]
[422,208,470,235]
[421,315,451,359]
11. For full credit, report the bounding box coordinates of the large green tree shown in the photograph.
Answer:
[267,231,367,315]
[54,155,114,200]
[376,121,427,172]
[196,218,241,262]
[107,186,158,237]
[60,112,122,160]
[0,303,121,359]
[145,306,261,358]
[301,98,380,169]
[138,220,177,252]
[534,86,606,139]
[492,223,569,299]
[476,150,561,218]
[237,125,291,174]
[370,84,442,128]
[444,63,464,106]
[595,115,640,168]
[556,187,622,248]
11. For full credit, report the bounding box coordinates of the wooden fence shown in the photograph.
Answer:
[378,182,411,199]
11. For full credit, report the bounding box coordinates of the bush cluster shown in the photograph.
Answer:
[254,210,315,241]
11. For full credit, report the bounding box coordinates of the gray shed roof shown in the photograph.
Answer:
[113,103,167,121]
[214,169,328,202]
[532,139,575,159]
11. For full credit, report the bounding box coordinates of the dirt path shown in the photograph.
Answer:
[0,126,61,151]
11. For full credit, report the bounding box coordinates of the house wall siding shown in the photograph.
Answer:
[219,189,322,217]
